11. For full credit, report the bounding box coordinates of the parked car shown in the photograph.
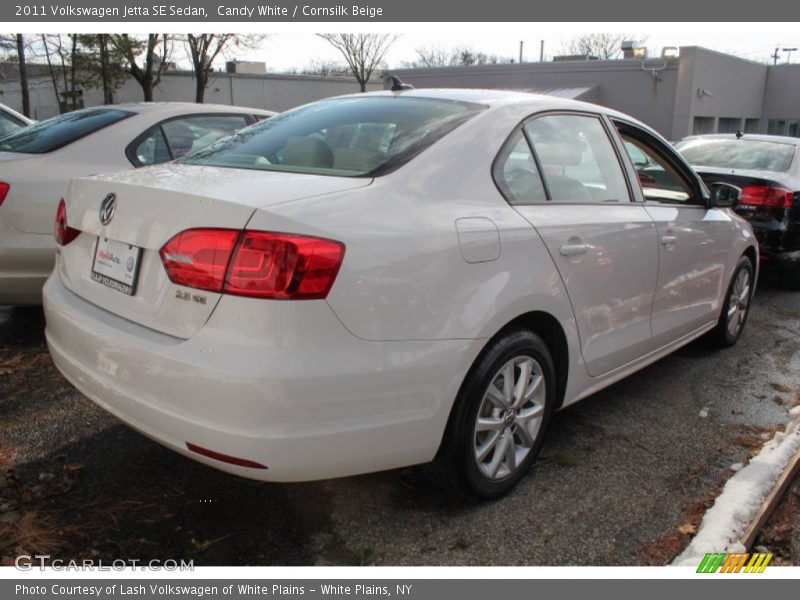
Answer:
[676,134,800,288]
[0,102,35,136]
[0,102,275,305]
[43,90,756,498]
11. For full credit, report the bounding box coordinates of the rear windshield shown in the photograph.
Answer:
[676,138,796,172]
[0,108,134,154]
[181,96,485,177]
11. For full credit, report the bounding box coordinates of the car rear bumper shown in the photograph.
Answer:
[0,217,54,305]
[43,273,475,482]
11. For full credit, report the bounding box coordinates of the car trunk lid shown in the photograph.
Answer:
[56,164,370,338]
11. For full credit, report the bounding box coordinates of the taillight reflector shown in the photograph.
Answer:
[0,182,9,207]
[185,442,267,469]
[54,198,80,246]
[739,185,795,209]
[160,228,345,300]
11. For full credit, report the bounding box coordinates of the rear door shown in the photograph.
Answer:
[501,112,659,377]
[613,120,734,347]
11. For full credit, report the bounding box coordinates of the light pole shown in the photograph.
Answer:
[783,47,798,63]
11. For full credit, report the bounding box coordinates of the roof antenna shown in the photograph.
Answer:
[389,76,414,92]
[736,129,744,139]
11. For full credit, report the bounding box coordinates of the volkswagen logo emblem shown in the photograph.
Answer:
[99,193,116,226]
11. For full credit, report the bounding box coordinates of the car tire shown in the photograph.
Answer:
[433,329,556,499]
[710,256,754,347]
[781,267,800,291]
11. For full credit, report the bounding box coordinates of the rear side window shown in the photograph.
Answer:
[525,114,630,203]
[676,138,796,172]
[182,96,485,177]
[0,108,133,154]
[0,110,26,136]
[493,130,547,204]
[132,128,171,167]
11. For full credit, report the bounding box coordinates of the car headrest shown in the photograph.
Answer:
[333,148,380,172]
[283,136,334,168]
[535,141,585,167]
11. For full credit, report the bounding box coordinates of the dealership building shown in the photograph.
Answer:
[387,46,800,141]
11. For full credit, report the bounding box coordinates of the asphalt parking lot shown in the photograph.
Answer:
[1,274,799,566]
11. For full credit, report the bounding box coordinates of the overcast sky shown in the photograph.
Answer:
[223,25,800,71]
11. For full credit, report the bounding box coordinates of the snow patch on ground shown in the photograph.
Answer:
[673,414,800,565]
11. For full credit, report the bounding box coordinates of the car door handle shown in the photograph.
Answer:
[661,235,677,246]
[559,243,588,257]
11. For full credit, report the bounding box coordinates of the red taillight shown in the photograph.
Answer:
[0,182,9,207]
[159,229,240,293]
[160,228,345,300]
[54,198,80,246]
[739,185,795,209]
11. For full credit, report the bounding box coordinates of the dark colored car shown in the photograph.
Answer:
[676,134,800,288]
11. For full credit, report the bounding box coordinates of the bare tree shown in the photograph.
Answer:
[39,34,70,112]
[318,34,397,92]
[15,35,31,117]
[559,33,642,60]
[299,59,351,77]
[109,34,173,102]
[405,45,515,68]
[184,34,265,103]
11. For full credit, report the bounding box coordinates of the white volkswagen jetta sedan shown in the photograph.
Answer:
[0,102,274,305]
[43,90,756,498]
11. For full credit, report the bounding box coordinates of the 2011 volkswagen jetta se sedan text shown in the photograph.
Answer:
[43,89,758,498]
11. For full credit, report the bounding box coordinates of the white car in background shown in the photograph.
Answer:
[0,102,274,305]
[44,90,756,498]
[0,102,35,136]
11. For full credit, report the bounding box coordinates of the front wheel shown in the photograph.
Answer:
[433,330,556,499]
[711,256,754,347]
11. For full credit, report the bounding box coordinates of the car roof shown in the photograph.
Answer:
[335,88,651,128]
[679,133,800,146]
[89,102,275,117]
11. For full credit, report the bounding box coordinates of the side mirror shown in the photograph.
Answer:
[709,182,741,208]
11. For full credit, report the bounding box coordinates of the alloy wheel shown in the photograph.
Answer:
[473,355,546,480]
[727,268,751,337]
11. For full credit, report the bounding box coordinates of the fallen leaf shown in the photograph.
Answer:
[678,522,697,535]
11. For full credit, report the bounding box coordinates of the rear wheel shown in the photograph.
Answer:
[434,329,555,499]
[710,256,754,347]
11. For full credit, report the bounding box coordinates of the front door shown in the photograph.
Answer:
[613,120,734,348]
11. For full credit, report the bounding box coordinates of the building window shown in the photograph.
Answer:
[744,119,760,134]
[693,116,715,135]
[767,120,787,135]
[717,118,743,134]
[788,121,799,138]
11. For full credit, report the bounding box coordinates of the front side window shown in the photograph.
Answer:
[524,114,630,203]
[182,96,485,177]
[162,115,250,160]
[676,138,796,173]
[0,108,133,154]
[621,137,692,203]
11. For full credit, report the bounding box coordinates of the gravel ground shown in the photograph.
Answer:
[1,273,799,566]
